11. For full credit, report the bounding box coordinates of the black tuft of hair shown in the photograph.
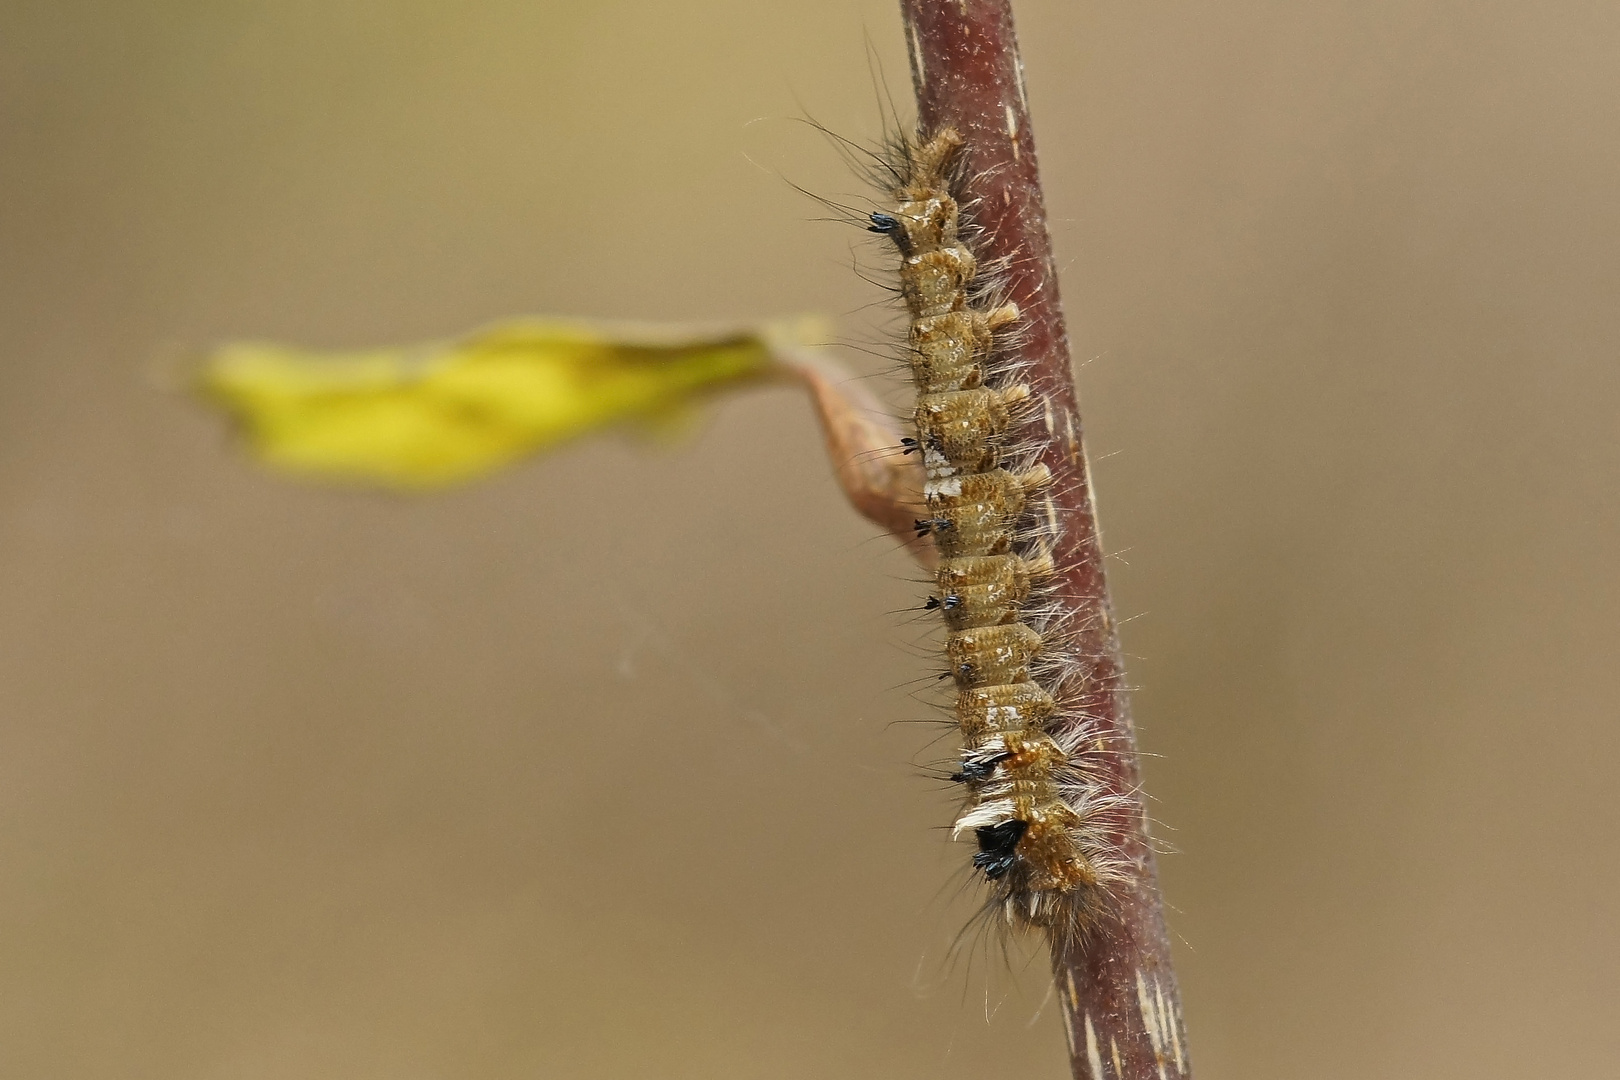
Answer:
[971,819,1029,880]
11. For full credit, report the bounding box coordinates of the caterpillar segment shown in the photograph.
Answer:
[931,552,1045,630]
[907,304,1018,393]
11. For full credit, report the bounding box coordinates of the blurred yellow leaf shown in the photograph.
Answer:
[197,319,799,489]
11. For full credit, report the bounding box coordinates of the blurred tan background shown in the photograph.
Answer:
[3,1,1617,1077]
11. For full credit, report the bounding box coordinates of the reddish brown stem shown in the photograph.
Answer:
[896,3,1191,1078]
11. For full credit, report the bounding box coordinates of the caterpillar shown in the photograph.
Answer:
[868,127,1128,946]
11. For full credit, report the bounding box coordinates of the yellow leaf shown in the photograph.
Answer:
[197,318,803,490]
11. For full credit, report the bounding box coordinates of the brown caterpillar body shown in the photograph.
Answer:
[873,127,1120,941]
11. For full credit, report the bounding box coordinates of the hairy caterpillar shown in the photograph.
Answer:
[867,127,1129,946]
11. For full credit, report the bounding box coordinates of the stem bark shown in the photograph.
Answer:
[896,4,1191,1077]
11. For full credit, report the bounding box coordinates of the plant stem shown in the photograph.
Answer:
[896,3,1191,1077]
